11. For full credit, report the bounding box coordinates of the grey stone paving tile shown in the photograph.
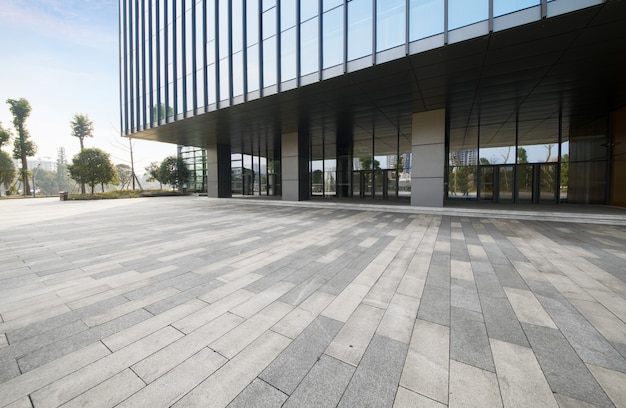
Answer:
[91,268,126,280]
[143,281,217,315]
[612,342,626,360]
[473,266,508,298]
[491,263,529,290]
[318,266,363,296]
[450,306,495,372]
[337,334,408,408]
[451,278,482,313]
[227,378,288,408]
[522,323,614,407]
[5,295,127,345]
[283,262,326,285]
[480,296,529,347]
[279,275,328,306]
[528,280,626,373]
[16,308,152,373]
[0,356,21,383]
[244,267,298,293]
[425,263,450,291]
[260,315,342,394]
[417,284,450,326]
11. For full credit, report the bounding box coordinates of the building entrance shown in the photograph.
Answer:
[478,164,558,204]
[351,170,398,199]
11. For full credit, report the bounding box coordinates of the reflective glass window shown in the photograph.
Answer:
[263,6,277,39]
[348,0,372,61]
[247,43,260,91]
[281,27,297,81]
[232,0,244,53]
[207,63,217,103]
[494,0,539,17]
[281,0,297,29]
[232,51,244,96]
[448,0,488,30]
[323,0,342,12]
[322,5,343,68]
[263,37,277,86]
[377,0,405,52]
[301,0,318,22]
[263,0,276,11]
[247,0,259,44]
[219,57,230,100]
[218,0,229,58]
[300,17,319,75]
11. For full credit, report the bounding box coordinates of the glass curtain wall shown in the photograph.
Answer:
[122,0,605,135]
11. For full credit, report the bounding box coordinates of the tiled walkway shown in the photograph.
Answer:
[1,196,625,407]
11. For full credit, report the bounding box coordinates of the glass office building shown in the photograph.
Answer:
[120,0,626,207]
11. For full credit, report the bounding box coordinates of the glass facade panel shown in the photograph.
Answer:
[207,63,217,104]
[376,0,405,52]
[195,0,204,110]
[232,51,244,96]
[247,44,260,92]
[494,0,540,17]
[176,1,183,115]
[300,17,319,75]
[219,57,230,100]
[448,0,488,30]
[281,27,297,81]
[247,0,259,44]
[281,0,297,29]
[232,0,244,53]
[263,37,277,86]
[322,6,343,68]
[324,0,342,12]
[263,6,277,39]
[301,0,319,22]
[348,0,373,61]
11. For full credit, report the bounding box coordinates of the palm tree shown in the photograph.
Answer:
[7,98,36,196]
[70,114,94,150]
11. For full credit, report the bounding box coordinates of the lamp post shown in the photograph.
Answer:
[32,163,41,198]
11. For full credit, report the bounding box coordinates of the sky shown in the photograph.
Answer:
[0,0,176,173]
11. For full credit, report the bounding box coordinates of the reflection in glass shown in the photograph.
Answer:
[263,37,277,86]
[219,58,230,100]
[498,165,514,201]
[448,0,488,29]
[301,0,319,22]
[232,51,244,96]
[323,6,343,68]
[377,0,405,52]
[247,44,260,92]
[263,7,277,39]
[300,18,319,76]
[479,166,494,200]
[232,0,243,53]
[247,0,259,44]
[348,0,372,61]
[494,0,539,17]
[324,0,342,12]
[281,27,297,81]
[281,0,297,29]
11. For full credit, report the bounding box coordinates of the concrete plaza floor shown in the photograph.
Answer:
[1,196,625,407]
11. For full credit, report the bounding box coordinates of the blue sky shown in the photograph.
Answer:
[0,0,174,171]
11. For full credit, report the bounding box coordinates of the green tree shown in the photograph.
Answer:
[115,164,133,189]
[56,148,72,192]
[560,153,569,190]
[516,147,528,164]
[0,121,11,152]
[67,148,117,194]
[7,98,37,195]
[145,161,163,189]
[0,151,16,195]
[159,156,190,191]
[70,114,94,150]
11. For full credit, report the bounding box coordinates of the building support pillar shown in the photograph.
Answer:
[206,143,231,198]
[281,131,310,201]
[411,109,446,207]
